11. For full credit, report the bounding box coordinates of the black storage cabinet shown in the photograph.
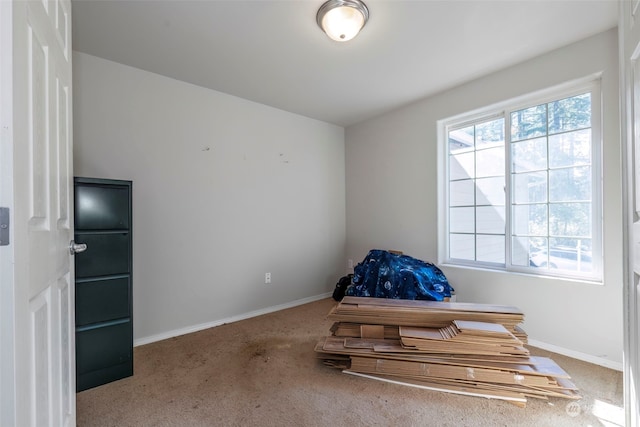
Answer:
[74,177,133,391]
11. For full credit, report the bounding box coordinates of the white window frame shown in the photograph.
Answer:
[437,76,603,282]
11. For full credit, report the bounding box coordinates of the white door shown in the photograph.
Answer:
[0,1,75,426]
[620,1,640,426]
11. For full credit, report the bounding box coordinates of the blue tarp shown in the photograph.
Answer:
[345,249,454,301]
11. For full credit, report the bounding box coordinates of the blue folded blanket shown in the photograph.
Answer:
[345,249,454,301]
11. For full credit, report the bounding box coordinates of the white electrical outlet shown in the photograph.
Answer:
[265,272,271,284]
[348,259,354,269]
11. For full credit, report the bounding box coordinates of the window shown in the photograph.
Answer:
[440,80,602,281]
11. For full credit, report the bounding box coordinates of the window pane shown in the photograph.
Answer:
[450,234,475,260]
[476,206,504,234]
[511,104,547,142]
[476,119,505,149]
[450,151,475,180]
[549,166,591,202]
[476,177,505,206]
[511,137,547,173]
[549,202,591,237]
[449,126,474,154]
[450,180,475,206]
[512,171,547,204]
[548,129,591,168]
[543,238,593,272]
[477,235,505,263]
[476,147,504,177]
[529,248,551,268]
[512,237,547,267]
[450,207,475,233]
[548,93,591,135]
[513,204,547,236]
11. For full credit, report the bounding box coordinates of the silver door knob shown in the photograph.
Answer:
[69,240,87,255]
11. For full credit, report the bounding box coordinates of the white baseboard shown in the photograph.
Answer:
[527,338,623,372]
[133,292,333,347]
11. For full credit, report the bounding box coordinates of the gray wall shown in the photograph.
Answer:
[345,29,623,367]
[73,52,346,344]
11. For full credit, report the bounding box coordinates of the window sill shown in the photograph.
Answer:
[438,262,604,286]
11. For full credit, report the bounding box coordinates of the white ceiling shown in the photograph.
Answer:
[71,0,618,127]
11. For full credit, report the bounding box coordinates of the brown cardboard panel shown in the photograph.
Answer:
[349,356,554,387]
[329,297,525,332]
[360,324,385,339]
[339,297,524,315]
[331,322,400,339]
[343,370,528,405]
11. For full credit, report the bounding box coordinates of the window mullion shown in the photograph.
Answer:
[546,103,551,261]
[505,112,512,269]
[473,125,477,262]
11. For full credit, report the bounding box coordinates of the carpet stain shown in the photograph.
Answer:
[252,346,267,358]
[240,337,298,364]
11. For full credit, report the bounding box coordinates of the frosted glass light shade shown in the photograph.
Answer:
[317,0,369,42]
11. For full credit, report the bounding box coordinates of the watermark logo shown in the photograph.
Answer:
[565,401,581,417]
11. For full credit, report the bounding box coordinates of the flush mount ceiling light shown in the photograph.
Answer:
[317,0,369,42]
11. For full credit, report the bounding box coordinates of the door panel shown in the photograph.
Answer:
[30,289,51,426]
[56,76,70,229]
[57,274,72,422]
[27,19,48,227]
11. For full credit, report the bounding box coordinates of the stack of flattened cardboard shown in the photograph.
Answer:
[315,297,580,407]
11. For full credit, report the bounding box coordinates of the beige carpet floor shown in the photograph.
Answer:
[76,297,624,427]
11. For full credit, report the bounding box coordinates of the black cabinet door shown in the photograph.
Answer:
[74,177,132,392]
